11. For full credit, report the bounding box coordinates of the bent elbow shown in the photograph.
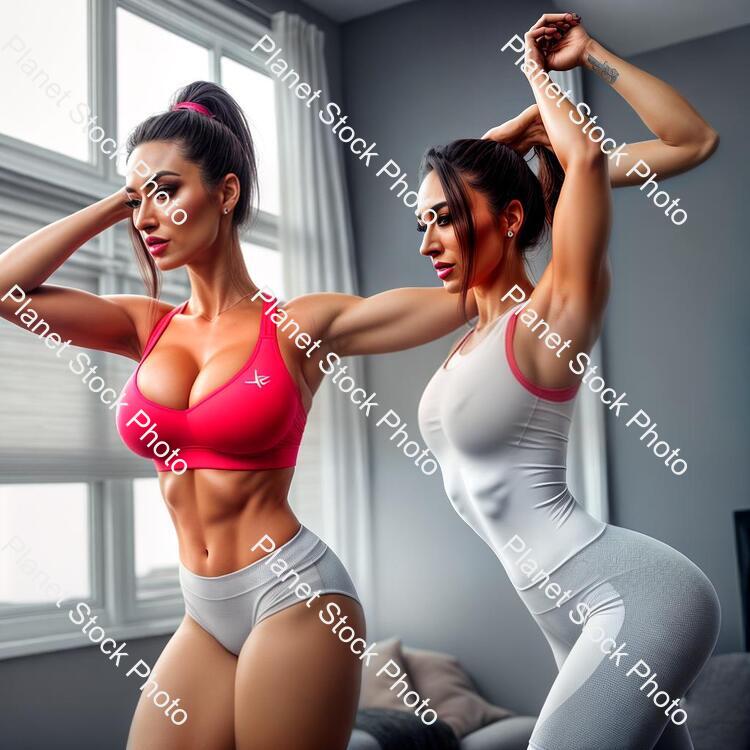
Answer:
[698,128,720,161]
[685,128,720,166]
[564,144,607,173]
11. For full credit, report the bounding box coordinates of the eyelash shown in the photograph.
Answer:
[125,184,177,209]
[416,213,450,232]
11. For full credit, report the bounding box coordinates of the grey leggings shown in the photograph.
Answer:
[515,525,720,750]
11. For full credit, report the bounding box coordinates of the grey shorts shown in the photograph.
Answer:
[179,524,361,655]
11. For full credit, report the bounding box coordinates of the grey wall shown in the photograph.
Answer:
[587,22,748,655]
[340,0,748,715]
[0,636,168,748]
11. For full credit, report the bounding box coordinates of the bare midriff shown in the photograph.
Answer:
[157,466,302,576]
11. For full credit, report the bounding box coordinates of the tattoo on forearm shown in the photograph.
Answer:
[587,54,619,84]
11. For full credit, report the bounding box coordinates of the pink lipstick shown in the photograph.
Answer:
[435,264,455,280]
[145,237,170,256]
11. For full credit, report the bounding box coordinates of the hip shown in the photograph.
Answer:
[515,524,721,650]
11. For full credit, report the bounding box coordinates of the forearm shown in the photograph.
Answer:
[583,38,718,151]
[525,61,600,169]
[0,191,129,295]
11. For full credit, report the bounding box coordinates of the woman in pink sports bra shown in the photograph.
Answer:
[0,81,476,749]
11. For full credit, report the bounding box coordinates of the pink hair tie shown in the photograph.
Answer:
[171,101,215,118]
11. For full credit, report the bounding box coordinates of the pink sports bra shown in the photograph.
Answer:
[116,297,307,472]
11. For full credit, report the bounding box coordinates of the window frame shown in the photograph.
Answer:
[0,479,184,660]
[0,0,279,250]
[0,0,287,660]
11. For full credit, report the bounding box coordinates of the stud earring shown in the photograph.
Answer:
[507,230,514,238]
[223,208,229,214]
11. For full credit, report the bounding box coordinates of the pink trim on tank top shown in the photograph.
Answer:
[505,307,580,403]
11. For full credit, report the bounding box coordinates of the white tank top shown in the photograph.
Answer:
[417,302,606,589]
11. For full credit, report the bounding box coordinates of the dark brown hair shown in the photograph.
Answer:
[418,139,564,316]
[125,80,258,321]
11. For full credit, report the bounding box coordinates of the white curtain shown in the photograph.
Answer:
[271,11,375,608]
[550,68,610,523]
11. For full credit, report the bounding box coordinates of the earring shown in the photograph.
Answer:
[507,230,514,238]
[223,208,229,214]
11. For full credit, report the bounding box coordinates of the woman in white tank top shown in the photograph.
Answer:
[415,13,720,750]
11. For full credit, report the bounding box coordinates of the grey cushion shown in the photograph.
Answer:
[359,638,413,712]
[684,652,750,750]
[461,717,537,750]
[402,646,513,738]
[347,728,383,750]
[348,717,537,750]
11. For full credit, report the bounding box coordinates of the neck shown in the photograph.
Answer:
[184,235,259,318]
[471,259,533,329]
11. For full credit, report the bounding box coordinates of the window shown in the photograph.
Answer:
[221,57,280,216]
[241,241,284,298]
[0,483,91,610]
[0,0,325,659]
[116,8,211,175]
[133,478,179,601]
[0,0,89,161]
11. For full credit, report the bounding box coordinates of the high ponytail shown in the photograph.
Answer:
[124,81,259,305]
[533,144,564,225]
[419,138,564,317]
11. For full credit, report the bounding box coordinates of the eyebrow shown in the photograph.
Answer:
[125,170,181,193]
[415,201,448,219]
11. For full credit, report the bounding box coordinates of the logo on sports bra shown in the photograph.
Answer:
[245,370,270,388]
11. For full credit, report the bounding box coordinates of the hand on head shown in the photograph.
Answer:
[481,104,550,156]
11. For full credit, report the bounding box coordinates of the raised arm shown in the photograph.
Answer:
[543,15,719,185]
[285,286,477,358]
[518,14,612,368]
[0,189,157,360]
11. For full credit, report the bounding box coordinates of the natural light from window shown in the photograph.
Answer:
[0,1,89,160]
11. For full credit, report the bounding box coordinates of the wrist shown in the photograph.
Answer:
[523,49,548,80]
[582,39,619,85]
[581,37,601,68]
[104,188,131,223]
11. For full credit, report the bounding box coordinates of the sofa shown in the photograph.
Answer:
[682,652,750,750]
[348,716,538,750]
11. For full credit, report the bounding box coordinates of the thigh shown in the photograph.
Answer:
[529,587,713,750]
[525,525,720,750]
[127,615,237,750]
[234,594,365,750]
